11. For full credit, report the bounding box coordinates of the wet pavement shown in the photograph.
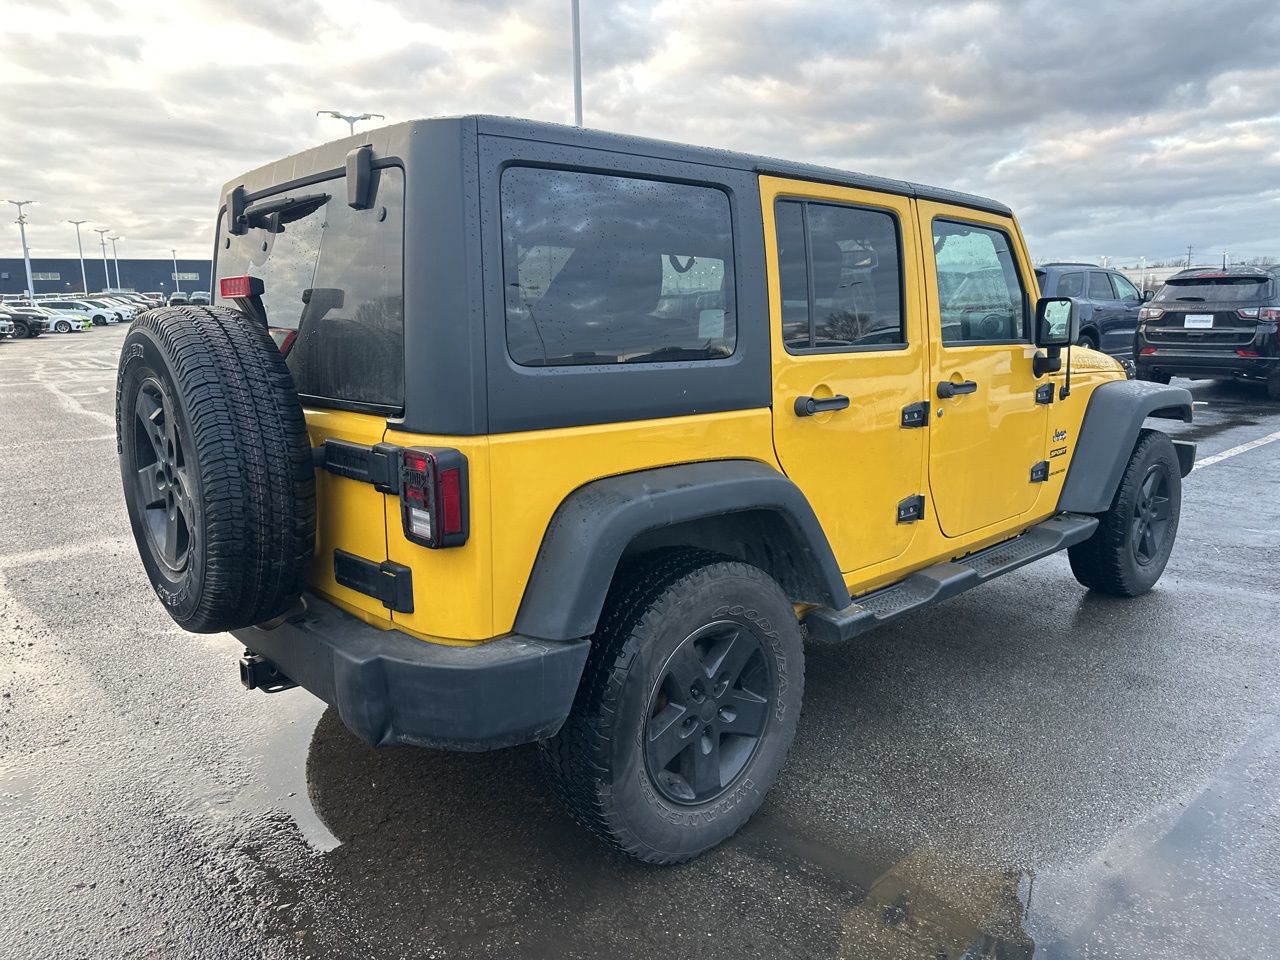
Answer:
[1,326,1278,959]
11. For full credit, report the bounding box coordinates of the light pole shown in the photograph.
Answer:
[5,200,37,298]
[571,0,583,126]
[93,227,111,291]
[108,236,122,288]
[171,249,181,293]
[67,219,90,293]
[315,110,385,136]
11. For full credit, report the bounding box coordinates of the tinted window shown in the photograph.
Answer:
[216,167,405,409]
[1110,272,1142,302]
[932,220,1027,343]
[1154,275,1273,304]
[1057,272,1084,297]
[501,167,735,367]
[775,200,904,351]
[1088,272,1114,300]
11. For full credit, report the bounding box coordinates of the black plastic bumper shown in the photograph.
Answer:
[231,597,590,751]
[1136,352,1278,380]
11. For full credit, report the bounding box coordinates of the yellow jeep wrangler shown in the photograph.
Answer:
[116,117,1195,863]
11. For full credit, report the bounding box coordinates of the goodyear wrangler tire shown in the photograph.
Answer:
[116,305,315,633]
[541,550,804,864]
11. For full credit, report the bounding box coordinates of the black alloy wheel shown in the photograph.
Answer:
[644,620,772,805]
[132,377,195,572]
[1130,464,1172,566]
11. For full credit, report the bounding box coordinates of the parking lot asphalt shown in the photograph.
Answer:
[1,326,1278,960]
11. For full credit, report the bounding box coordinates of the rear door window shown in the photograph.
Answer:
[500,166,736,366]
[215,167,405,410]
[1088,272,1115,300]
[1057,273,1085,297]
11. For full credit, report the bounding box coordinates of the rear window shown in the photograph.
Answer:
[1154,275,1273,304]
[215,167,405,409]
[500,166,736,367]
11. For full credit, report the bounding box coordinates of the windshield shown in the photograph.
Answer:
[215,167,405,410]
[1155,275,1273,303]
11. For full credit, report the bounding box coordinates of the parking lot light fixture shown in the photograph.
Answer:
[316,110,385,136]
[108,236,122,288]
[171,249,181,293]
[93,227,111,290]
[5,199,37,298]
[67,220,90,293]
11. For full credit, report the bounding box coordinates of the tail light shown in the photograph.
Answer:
[1237,348,1260,357]
[1138,307,1164,320]
[400,448,468,548]
[1139,346,1157,356]
[1238,307,1280,321]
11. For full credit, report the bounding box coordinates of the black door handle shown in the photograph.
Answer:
[936,379,978,399]
[794,395,851,417]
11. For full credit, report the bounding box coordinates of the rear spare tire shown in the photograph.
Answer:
[116,305,315,633]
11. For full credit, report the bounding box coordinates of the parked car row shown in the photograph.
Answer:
[0,290,213,341]
[1035,262,1279,400]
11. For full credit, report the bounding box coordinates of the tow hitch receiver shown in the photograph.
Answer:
[239,651,297,693]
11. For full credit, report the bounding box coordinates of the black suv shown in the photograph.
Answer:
[1035,263,1149,358]
[1134,266,1279,399]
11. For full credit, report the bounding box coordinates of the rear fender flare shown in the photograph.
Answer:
[512,460,850,642]
[1058,380,1193,514]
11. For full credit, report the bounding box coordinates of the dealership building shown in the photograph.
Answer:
[0,257,212,297]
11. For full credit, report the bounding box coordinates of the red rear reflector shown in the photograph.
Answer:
[1236,348,1260,357]
[439,468,462,535]
[1140,347,1157,356]
[218,275,263,299]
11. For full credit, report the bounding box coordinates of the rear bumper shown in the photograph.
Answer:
[232,596,590,751]
[1136,351,1278,380]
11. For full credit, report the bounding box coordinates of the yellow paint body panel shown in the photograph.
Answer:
[302,408,392,622]
[300,186,1125,644]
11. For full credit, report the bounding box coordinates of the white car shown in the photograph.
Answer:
[25,305,87,334]
[0,315,12,338]
[86,297,136,320]
[36,299,121,325]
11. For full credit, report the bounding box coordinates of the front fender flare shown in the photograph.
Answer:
[512,460,849,642]
[1058,380,1193,514]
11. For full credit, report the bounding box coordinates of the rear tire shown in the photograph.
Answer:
[1138,368,1171,385]
[1077,331,1098,350]
[541,550,804,864]
[1267,371,1280,402]
[116,305,315,633]
[1068,429,1181,597]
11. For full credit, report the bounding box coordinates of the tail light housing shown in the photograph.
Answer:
[218,275,264,299]
[1139,346,1157,356]
[1238,307,1280,321]
[1138,307,1164,320]
[400,448,468,548]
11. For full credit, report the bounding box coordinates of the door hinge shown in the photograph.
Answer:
[896,494,925,524]
[900,401,930,428]
[333,550,414,613]
[1035,382,1055,405]
[1030,460,1050,483]
[318,440,404,494]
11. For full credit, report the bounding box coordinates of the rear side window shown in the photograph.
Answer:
[774,199,904,351]
[500,166,736,366]
[216,167,405,410]
[1154,275,1274,304]
[1088,272,1114,300]
[1057,272,1084,297]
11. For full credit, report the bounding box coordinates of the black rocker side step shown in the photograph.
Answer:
[803,513,1099,644]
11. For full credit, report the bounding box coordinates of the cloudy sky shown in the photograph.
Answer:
[2,0,1278,266]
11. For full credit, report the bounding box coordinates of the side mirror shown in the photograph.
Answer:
[1034,297,1078,348]
[1142,289,1154,302]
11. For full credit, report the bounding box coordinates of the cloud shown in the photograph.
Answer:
[0,0,1277,265]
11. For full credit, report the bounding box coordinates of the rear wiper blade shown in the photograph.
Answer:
[1174,297,1205,301]
[240,192,330,232]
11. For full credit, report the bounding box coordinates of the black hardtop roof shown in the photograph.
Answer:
[221,115,1012,217]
